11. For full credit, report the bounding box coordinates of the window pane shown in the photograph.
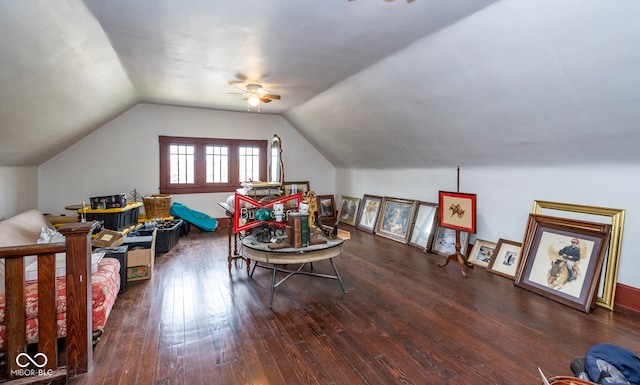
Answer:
[169,144,194,184]
[160,136,267,194]
[238,146,260,183]
[206,145,229,183]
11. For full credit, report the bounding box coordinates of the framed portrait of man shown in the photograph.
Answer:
[375,197,416,243]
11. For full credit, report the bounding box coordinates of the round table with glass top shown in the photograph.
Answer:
[241,235,347,309]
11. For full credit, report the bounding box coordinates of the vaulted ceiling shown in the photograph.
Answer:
[2,1,639,168]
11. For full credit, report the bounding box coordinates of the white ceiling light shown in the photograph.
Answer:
[247,84,264,107]
[248,95,260,106]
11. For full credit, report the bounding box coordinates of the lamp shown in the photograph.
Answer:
[246,84,264,107]
[248,95,260,106]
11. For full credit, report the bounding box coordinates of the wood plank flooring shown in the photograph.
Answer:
[68,226,640,385]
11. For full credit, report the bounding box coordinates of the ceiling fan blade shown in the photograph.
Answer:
[264,94,281,100]
[259,98,272,103]
[228,73,249,85]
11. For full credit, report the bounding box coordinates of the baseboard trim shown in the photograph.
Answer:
[614,283,640,313]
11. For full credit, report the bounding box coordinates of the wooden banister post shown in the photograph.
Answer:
[58,222,95,376]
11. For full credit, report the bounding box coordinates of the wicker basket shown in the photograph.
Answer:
[143,194,173,219]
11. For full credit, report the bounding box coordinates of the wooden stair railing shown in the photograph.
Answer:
[0,222,95,384]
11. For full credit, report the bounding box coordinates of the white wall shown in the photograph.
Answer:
[25,102,640,290]
[0,167,38,219]
[336,165,640,288]
[38,104,335,218]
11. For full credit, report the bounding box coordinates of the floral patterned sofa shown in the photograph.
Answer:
[0,209,121,349]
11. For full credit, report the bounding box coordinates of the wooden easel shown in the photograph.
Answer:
[437,228,473,277]
[437,166,474,277]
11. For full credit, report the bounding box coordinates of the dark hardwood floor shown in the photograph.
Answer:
[68,226,640,385]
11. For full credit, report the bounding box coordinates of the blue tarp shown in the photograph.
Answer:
[170,202,218,232]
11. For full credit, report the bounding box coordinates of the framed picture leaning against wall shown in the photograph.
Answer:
[514,214,611,313]
[407,201,439,251]
[339,196,361,226]
[375,197,416,243]
[430,226,469,256]
[355,194,383,234]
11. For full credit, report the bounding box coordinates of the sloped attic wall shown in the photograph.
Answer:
[285,0,640,170]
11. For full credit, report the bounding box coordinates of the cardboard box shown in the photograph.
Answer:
[126,229,156,281]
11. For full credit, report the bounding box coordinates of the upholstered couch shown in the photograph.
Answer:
[0,209,121,349]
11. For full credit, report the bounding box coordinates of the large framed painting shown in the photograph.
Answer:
[355,194,383,234]
[467,239,496,268]
[532,200,625,310]
[438,191,477,233]
[487,239,522,280]
[339,196,361,226]
[407,201,439,251]
[430,226,469,257]
[515,214,611,313]
[375,197,416,243]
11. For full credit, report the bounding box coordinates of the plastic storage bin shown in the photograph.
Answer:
[137,219,183,254]
[81,202,142,231]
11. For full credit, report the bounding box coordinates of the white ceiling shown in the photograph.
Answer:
[1,0,640,168]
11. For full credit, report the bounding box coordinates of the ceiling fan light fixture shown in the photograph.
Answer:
[248,96,260,106]
[247,83,264,93]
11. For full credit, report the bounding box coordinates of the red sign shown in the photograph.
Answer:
[233,192,303,233]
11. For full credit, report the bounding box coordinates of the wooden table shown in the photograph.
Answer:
[242,235,347,308]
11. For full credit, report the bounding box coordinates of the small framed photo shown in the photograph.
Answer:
[316,194,336,222]
[339,196,361,226]
[283,181,310,196]
[438,191,477,233]
[375,197,416,243]
[430,226,469,256]
[407,201,439,251]
[355,194,383,234]
[514,214,611,313]
[467,239,497,268]
[487,239,522,280]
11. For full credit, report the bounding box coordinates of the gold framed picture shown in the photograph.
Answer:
[338,196,360,226]
[375,197,416,243]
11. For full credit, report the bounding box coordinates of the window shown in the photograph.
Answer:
[159,136,267,194]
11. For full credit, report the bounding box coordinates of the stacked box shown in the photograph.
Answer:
[124,229,156,281]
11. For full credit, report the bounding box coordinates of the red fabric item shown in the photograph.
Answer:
[0,258,120,350]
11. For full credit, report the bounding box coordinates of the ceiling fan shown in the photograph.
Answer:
[230,83,281,107]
